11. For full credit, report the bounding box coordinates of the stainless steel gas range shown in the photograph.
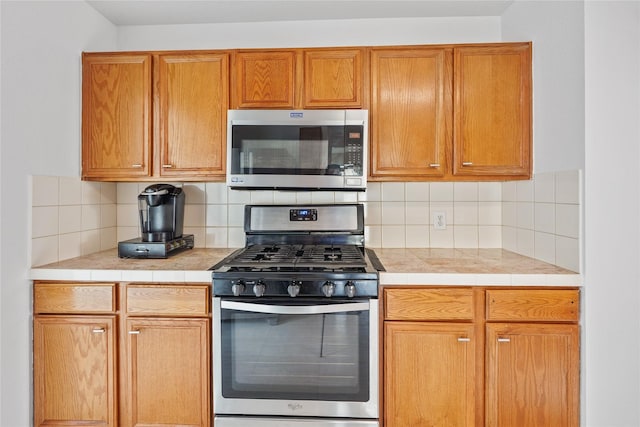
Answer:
[210,204,383,427]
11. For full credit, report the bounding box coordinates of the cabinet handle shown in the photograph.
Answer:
[497,337,511,343]
[131,164,143,168]
[428,163,440,168]
[128,330,140,335]
[462,162,473,166]
[457,337,471,342]
[162,164,173,168]
[92,328,105,334]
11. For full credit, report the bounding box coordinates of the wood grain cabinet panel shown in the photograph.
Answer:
[453,43,532,178]
[486,289,580,322]
[157,53,229,178]
[125,284,209,316]
[82,53,152,179]
[233,50,297,108]
[123,317,210,427]
[370,47,451,179]
[34,316,117,427]
[303,48,363,108]
[486,323,580,427]
[384,322,476,427]
[34,282,116,314]
[384,287,473,320]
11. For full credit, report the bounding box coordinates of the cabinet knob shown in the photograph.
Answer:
[429,163,440,168]
[128,330,141,335]
[462,162,473,166]
[92,328,106,334]
[162,164,173,168]
[131,164,143,168]
[457,337,471,342]
[497,337,511,343]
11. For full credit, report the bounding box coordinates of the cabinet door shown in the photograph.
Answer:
[384,322,476,427]
[82,53,152,179]
[303,49,363,108]
[34,316,117,427]
[157,53,229,178]
[453,43,532,177]
[233,50,296,108]
[486,323,579,427]
[124,318,210,427]
[370,48,451,179]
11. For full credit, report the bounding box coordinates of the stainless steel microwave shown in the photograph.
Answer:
[227,109,368,191]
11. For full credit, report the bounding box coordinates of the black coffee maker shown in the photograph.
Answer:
[138,184,185,242]
[118,184,194,258]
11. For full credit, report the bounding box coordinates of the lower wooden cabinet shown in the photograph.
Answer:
[33,281,211,427]
[382,286,580,427]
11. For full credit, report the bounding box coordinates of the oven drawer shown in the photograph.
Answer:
[486,289,580,322]
[384,288,474,321]
[126,284,210,316]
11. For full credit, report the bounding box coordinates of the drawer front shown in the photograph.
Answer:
[486,289,580,322]
[34,282,116,314]
[384,288,474,321]
[126,284,210,316]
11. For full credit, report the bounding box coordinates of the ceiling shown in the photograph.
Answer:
[86,0,514,26]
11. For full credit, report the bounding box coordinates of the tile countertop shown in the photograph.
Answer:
[29,247,581,286]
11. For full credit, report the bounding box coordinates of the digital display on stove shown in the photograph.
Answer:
[290,208,317,221]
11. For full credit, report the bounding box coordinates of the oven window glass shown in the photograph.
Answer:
[220,300,370,402]
[230,125,363,176]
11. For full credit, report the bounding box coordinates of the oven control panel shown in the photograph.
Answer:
[213,277,378,298]
[290,208,317,221]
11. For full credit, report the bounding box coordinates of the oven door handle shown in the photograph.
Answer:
[220,300,370,315]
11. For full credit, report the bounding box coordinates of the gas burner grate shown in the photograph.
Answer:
[224,244,367,270]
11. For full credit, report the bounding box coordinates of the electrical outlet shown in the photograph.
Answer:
[433,211,447,230]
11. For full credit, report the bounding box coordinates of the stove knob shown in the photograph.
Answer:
[253,281,266,297]
[231,281,246,297]
[344,281,356,298]
[288,281,301,297]
[322,281,335,297]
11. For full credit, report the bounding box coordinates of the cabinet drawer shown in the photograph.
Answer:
[384,288,474,321]
[126,284,209,316]
[486,289,580,322]
[34,282,116,314]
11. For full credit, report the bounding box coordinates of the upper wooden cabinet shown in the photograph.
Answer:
[370,42,532,181]
[453,43,532,178]
[370,47,452,179]
[82,53,152,179]
[232,48,364,109]
[82,51,229,181]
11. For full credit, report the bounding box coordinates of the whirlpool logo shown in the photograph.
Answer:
[287,403,303,411]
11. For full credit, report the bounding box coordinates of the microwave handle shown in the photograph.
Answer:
[220,300,369,315]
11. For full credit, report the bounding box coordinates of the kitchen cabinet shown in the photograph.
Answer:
[33,282,211,427]
[121,284,211,427]
[453,43,532,178]
[232,47,364,109]
[82,51,229,181]
[370,47,452,179]
[485,289,580,427]
[370,42,532,181]
[33,282,118,427]
[383,287,481,427]
[382,286,580,427]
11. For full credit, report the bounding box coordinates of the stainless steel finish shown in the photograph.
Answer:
[457,337,471,342]
[132,164,143,168]
[220,300,370,315]
[231,282,245,297]
[92,328,105,333]
[429,163,441,167]
[345,282,356,298]
[253,282,266,297]
[322,281,335,297]
[213,298,379,419]
[287,282,301,297]
[214,417,379,427]
[497,337,511,342]
[162,164,173,168]
[462,162,473,166]
[128,330,140,335]
[249,205,359,233]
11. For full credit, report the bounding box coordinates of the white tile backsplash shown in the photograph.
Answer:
[32,170,582,272]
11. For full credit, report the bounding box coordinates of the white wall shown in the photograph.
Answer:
[0,2,117,425]
[584,2,640,426]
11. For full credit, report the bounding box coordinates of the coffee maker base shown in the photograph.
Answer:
[118,234,194,259]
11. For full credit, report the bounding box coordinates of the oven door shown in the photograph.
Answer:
[213,297,378,420]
